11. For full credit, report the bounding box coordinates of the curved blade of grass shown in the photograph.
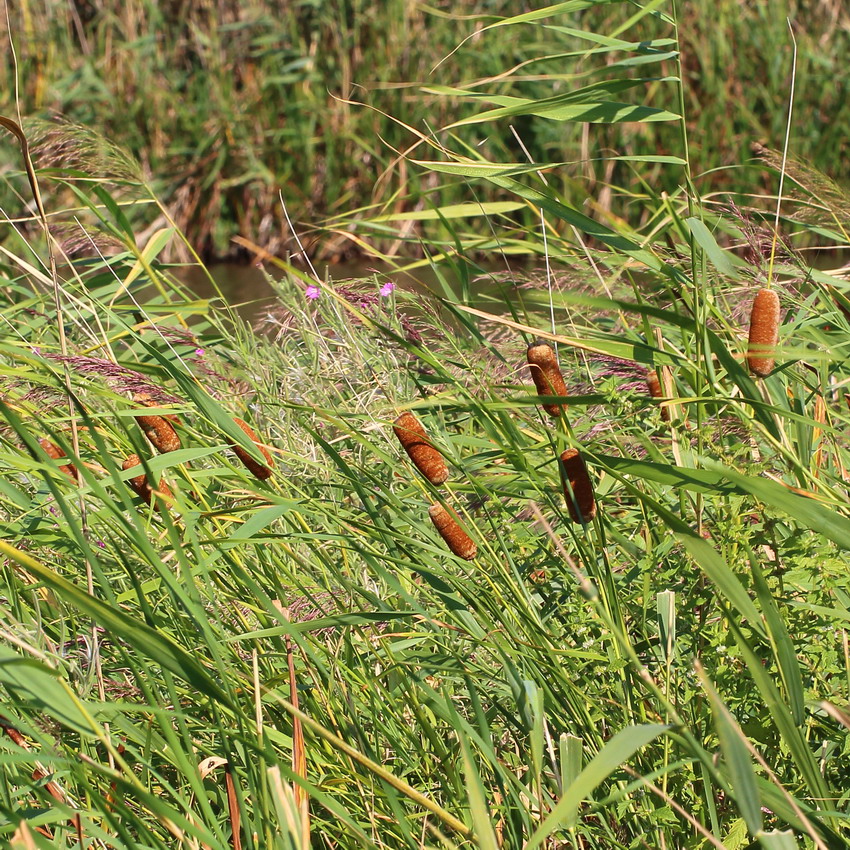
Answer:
[528,724,671,848]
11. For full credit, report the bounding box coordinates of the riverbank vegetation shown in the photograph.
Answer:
[2,2,850,848]
[1,0,849,259]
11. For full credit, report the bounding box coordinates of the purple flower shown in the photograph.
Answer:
[96,539,106,549]
[194,348,205,357]
[305,286,321,301]
[30,346,42,356]
[380,281,396,297]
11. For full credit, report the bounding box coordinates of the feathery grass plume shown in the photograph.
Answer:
[231,418,274,480]
[428,504,477,561]
[122,454,172,507]
[526,340,568,417]
[746,288,781,377]
[133,393,182,425]
[645,370,671,422]
[393,412,448,485]
[559,448,596,524]
[135,413,181,453]
[39,438,78,482]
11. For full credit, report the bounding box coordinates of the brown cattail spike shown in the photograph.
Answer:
[428,504,477,560]
[559,448,596,524]
[393,412,448,485]
[645,370,670,422]
[39,438,78,482]
[526,341,568,417]
[122,454,172,508]
[231,418,274,480]
[134,393,182,425]
[746,288,781,377]
[136,413,181,453]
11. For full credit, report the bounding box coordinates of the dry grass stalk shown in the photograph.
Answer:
[645,370,671,422]
[136,412,181,453]
[746,288,781,377]
[428,503,477,560]
[123,454,172,507]
[559,448,596,524]
[231,418,274,480]
[39,437,78,481]
[526,341,568,417]
[393,412,448,485]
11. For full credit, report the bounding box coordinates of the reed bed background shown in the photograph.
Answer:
[2,1,850,849]
[0,0,849,259]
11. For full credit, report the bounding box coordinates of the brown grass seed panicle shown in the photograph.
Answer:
[39,438,78,481]
[559,448,596,524]
[526,341,568,417]
[136,412,181,453]
[428,503,478,560]
[231,418,274,480]
[123,454,172,507]
[393,412,449,485]
[746,288,780,377]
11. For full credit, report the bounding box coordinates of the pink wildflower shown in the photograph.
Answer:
[305,286,321,301]
[380,281,396,297]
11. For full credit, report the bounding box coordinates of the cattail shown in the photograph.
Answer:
[559,448,596,524]
[231,418,274,480]
[134,393,182,425]
[393,412,448,485]
[746,288,780,377]
[428,503,477,560]
[39,438,78,482]
[526,341,568,417]
[136,413,181,453]
[645,369,670,422]
[122,454,172,507]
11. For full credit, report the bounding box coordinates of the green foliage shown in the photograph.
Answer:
[2,2,850,848]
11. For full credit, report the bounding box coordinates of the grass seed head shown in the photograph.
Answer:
[428,503,477,560]
[231,418,274,480]
[746,288,780,377]
[122,454,172,507]
[393,412,448,485]
[39,438,78,481]
[526,341,568,417]
[136,413,181,453]
[559,448,596,524]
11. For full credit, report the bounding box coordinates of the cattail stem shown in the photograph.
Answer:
[559,448,596,524]
[231,418,274,480]
[746,288,781,377]
[393,412,448,485]
[428,504,477,560]
[526,341,568,417]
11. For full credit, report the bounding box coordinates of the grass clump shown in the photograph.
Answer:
[2,2,850,849]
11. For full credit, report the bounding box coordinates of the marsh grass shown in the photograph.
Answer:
[1,2,850,849]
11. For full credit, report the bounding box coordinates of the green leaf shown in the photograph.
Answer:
[698,665,763,836]
[528,724,670,847]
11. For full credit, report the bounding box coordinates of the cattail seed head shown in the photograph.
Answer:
[559,448,596,524]
[645,370,670,422]
[746,288,780,377]
[134,393,182,425]
[526,341,568,417]
[393,412,448,485]
[39,438,78,482]
[136,413,181,453]
[122,454,172,507]
[428,503,477,560]
[231,418,274,480]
